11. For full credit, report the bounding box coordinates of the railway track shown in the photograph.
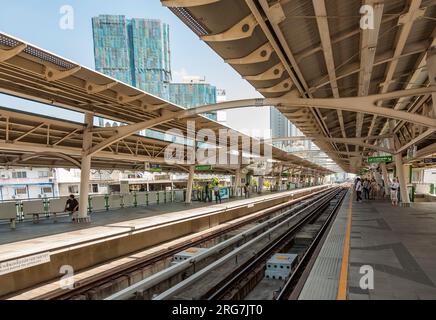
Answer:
[7,186,332,300]
[107,187,345,300]
[147,189,346,300]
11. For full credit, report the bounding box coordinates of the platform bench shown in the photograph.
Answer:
[0,202,18,229]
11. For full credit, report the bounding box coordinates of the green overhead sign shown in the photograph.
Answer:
[195,165,212,171]
[148,164,162,173]
[368,155,393,164]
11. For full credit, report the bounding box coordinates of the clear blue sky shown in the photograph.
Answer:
[0,0,270,135]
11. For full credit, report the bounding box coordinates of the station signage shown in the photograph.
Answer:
[0,252,51,276]
[195,165,212,171]
[148,164,162,173]
[424,158,436,164]
[368,155,393,164]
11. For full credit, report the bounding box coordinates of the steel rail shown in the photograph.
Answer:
[31,187,328,300]
[106,188,337,300]
[151,188,341,300]
[276,189,348,300]
[203,188,344,300]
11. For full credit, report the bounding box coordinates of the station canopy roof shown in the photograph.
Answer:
[0,32,332,175]
[163,0,436,172]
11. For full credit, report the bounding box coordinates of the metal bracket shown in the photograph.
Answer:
[201,14,258,42]
[44,65,81,82]
[161,0,220,7]
[258,79,293,93]
[86,81,118,94]
[225,42,273,65]
[0,43,27,62]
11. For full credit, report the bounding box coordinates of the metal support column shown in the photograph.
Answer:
[276,164,283,190]
[185,165,195,204]
[395,153,410,207]
[428,46,436,116]
[380,162,390,196]
[79,112,93,219]
[234,168,241,196]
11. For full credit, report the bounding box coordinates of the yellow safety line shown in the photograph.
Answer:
[337,192,353,300]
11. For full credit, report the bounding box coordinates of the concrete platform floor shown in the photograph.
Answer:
[300,192,436,300]
[348,199,436,300]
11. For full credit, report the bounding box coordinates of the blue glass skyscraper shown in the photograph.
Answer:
[92,15,171,100]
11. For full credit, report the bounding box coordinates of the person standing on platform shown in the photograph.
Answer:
[370,179,378,200]
[362,179,370,200]
[204,183,212,202]
[244,182,250,198]
[390,178,400,206]
[355,178,363,202]
[379,179,385,199]
[213,185,222,204]
[65,194,79,222]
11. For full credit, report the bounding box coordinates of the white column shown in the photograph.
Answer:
[276,164,283,190]
[428,46,436,116]
[185,165,195,204]
[287,168,293,185]
[79,112,93,219]
[380,162,390,196]
[234,168,241,196]
[395,153,410,207]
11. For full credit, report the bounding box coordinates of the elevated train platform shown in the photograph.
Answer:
[300,189,436,300]
[0,185,328,298]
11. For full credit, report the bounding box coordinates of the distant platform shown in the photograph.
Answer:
[300,192,436,300]
[0,186,327,298]
[0,190,300,260]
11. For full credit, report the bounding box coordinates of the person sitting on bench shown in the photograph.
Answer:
[65,194,79,222]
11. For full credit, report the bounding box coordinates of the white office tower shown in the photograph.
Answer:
[216,89,227,125]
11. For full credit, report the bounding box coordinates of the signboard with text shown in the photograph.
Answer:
[148,164,162,173]
[368,156,393,164]
[424,158,436,164]
[195,165,212,171]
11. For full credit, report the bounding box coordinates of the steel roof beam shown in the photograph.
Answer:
[0,43,27,62]
[161,0,220,7]
[356,1,384,147]
[248,0,345,169]
[186,86,436,128]
[312,0,348,151]
[366,0,425,145]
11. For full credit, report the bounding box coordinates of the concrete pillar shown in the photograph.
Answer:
[428,46,436,116]
[234,168,241,196]
[395,153,410,207]
[276,165,283,190]
[79,112,93,219]
[380,162,390,196]
[185,165,195,204]
[287,169,293,186]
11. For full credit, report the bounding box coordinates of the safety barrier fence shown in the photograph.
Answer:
[0,183,316,226]
[0,190,184,223]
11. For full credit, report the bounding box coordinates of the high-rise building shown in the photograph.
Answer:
[92,15,171,100]
[169,76,217,121]
[270,107,289,139]
[92,14,219,125]
[270,107,314,151]
[216,89,227,125]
